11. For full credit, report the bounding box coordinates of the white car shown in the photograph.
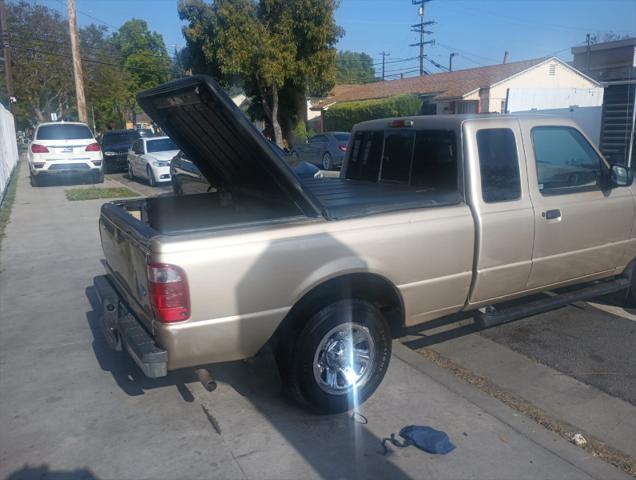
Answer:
[128,136,179,186]
[28,122,103,186]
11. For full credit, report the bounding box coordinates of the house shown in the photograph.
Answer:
[571,38,636,166]
[316,56,600,119]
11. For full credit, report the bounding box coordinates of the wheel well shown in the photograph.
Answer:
[275,273,404,343]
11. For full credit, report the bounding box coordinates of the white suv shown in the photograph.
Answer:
[28,122,104,186]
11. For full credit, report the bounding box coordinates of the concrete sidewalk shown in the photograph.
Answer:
[0,163,629,480]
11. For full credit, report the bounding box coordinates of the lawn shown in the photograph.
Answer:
[65,187,139,201]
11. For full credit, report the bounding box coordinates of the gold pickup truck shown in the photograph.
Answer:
[95,76,635,414]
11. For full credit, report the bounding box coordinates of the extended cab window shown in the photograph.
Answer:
[532,127,602,195]
[477,128,521,203]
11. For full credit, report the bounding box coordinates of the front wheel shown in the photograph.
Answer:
[147,165,156,187]
[279,299,391,414]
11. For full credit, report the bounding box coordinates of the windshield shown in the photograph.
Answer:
[102,131,139,144]
[36,124,93,140]
[334,133,350,141]
[146,138,178,153]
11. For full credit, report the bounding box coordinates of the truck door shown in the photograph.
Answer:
[465,120,535,304]
[523,119,634,289]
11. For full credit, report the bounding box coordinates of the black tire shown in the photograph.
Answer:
[147,165,156,187]
[30,174,41,187]
[626,263,636,307]
[322,153,333,171]
[278,299,391,414]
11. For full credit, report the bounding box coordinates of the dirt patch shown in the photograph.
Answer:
[416,347,636,477]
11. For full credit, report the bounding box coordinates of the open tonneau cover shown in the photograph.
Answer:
[137,76,323,218]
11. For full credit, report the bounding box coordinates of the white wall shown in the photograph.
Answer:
[0,104,19,205]
[506,87,604,111]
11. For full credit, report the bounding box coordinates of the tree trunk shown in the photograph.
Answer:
[270,82,283,147]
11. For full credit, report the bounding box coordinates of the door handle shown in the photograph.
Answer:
[543,209,562,220]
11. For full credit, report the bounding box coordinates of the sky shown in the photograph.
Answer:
[36,0,636,78]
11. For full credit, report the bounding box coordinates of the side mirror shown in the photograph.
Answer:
[610,163,633,187]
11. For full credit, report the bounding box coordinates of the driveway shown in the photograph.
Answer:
[0,162,629,480]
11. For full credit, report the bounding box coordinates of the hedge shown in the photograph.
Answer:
[324,94,422,132]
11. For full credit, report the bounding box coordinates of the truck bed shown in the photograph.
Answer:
[302,178,462,220]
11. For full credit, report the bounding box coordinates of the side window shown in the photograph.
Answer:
[309,135,325,144]
[532,127,602,195]
[477,129,521,203]
[380,131,415,183]
[346,131,383,181]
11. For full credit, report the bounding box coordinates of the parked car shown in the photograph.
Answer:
[170,146,323,195]
[137,128,154,138]
[95,76,635,414]
[127,136,179,186]
[100,129,140,173]
[291,132,350,170]
[28,121,103,186]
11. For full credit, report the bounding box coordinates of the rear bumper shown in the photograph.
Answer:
[94,275,167,378]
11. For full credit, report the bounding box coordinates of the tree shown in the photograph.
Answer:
[336,51,375,84]
[2,1,75,126]
[80,24,128,131]
[179,0,342,147]
[111,19,171,124]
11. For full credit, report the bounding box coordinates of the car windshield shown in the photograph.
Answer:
[36,124,93,140]
[334,133,350,141]
[146,138,178,152]
[102,131,139,144]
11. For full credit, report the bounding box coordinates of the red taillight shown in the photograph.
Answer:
[338,144,347,152]
[147,263,190,323]
[31,144,49,153]
[85,142,101,152]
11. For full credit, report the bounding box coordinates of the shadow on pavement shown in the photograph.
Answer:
[6,465,98,480]
[84,233,413,479]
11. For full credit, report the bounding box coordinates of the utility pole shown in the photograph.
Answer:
[0,0,15,112]
[380,51,390,81]
[67,0,87,123]
[410,0,435,76]
[449,52,457,72]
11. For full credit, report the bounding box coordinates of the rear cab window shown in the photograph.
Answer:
[346,127,459,193]
[36,124,93,140]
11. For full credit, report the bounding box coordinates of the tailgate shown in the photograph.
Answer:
[99,201,156,332]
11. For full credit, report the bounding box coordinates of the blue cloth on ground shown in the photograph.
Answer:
[381,425,455,455]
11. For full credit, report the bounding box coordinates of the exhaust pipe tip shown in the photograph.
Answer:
[195,368,217,392]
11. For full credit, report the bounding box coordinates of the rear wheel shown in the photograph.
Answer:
[93,169,104,184]
[30,174,41,187]
[322,153,333,171]
[147,165,156,187]
[128,162,134,180]
[277,299,391,414]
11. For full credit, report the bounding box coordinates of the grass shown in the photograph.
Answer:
[0,160,21,251]
[65,187,139,201]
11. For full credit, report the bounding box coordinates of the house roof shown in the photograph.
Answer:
[319,57,553,107]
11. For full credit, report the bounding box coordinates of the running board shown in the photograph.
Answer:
[475,277,630,329]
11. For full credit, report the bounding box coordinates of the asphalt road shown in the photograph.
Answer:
[481,296,636,406]
[106,171,173,197]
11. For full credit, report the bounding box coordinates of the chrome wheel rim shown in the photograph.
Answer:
[313,323,375,395]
